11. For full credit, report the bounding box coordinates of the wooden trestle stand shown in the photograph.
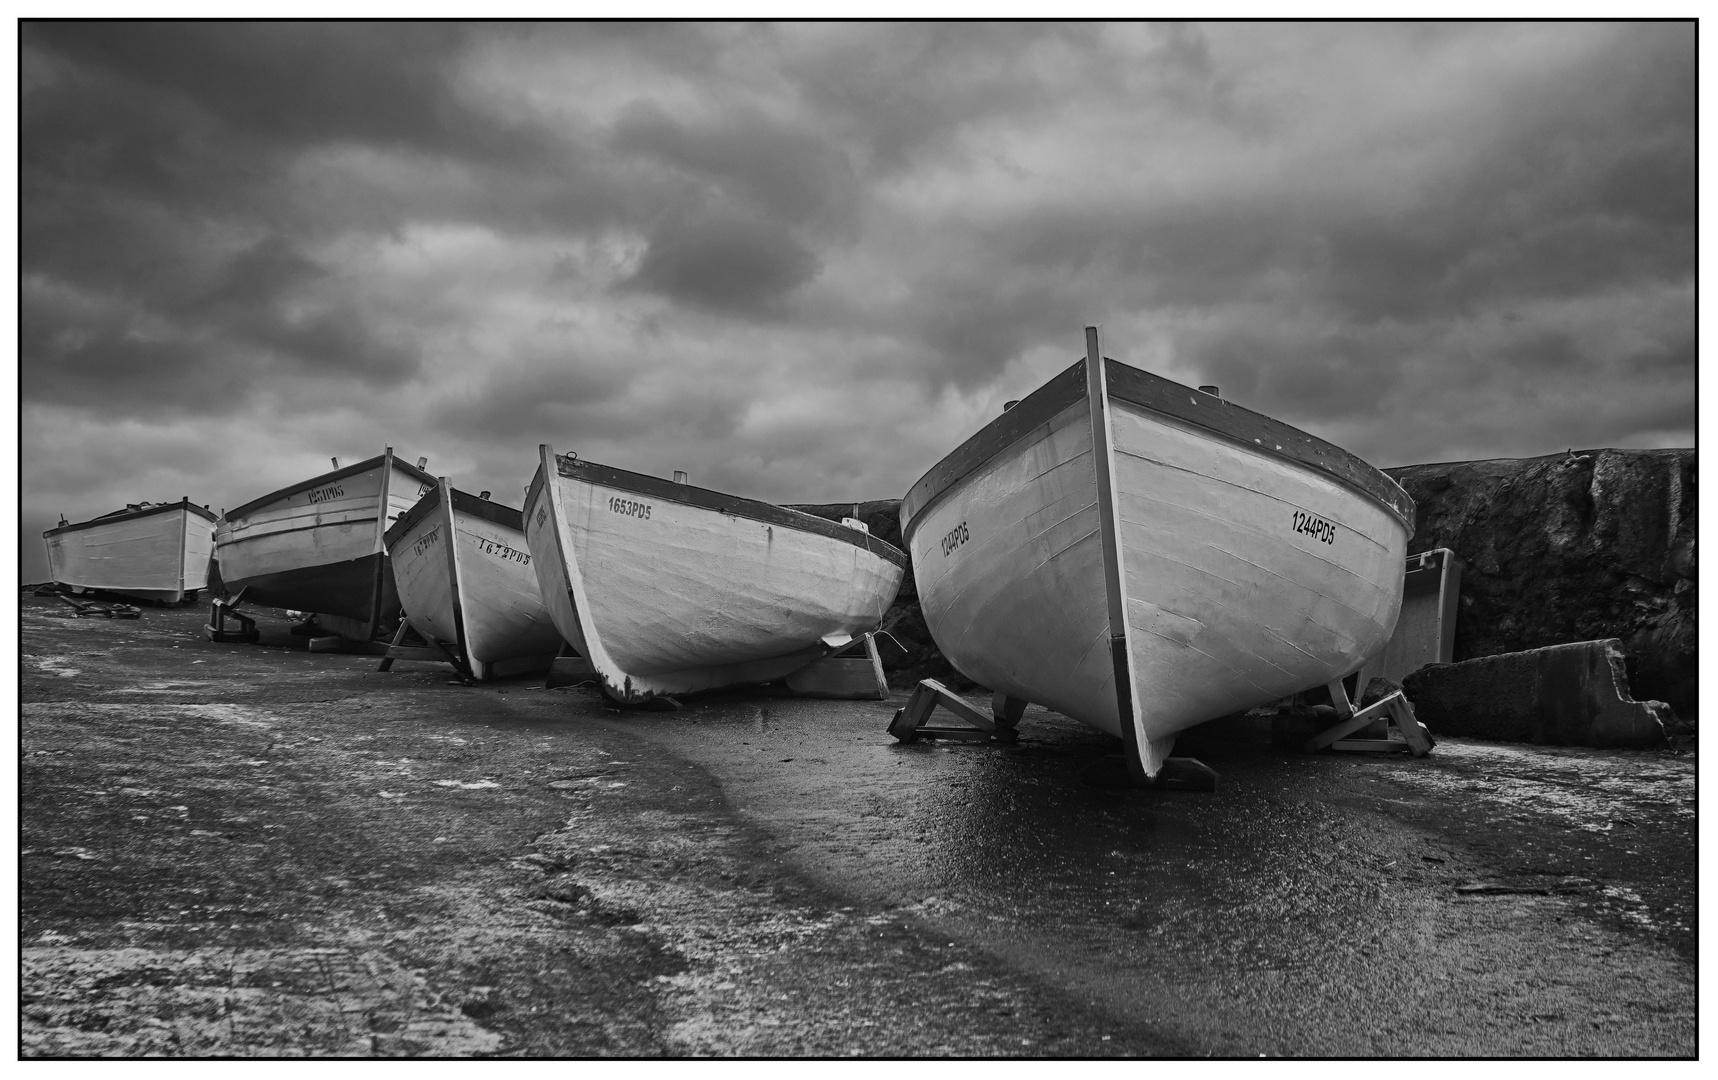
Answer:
[1305,678,1435,757]
[205,589,259,643]
[887,679,1021,744]
[377,622,476,683]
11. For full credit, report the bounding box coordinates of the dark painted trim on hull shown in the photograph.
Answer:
[225,453,436,523]
[541,455,909,570]
[900,356,1414,541]
[220,551,396,630]
[385,486,524,549]
[1102,359,1415,526]
[900,361,1089,542]
[44,497,217,538]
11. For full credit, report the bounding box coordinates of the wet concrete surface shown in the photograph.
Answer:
[18,595,1697,1056]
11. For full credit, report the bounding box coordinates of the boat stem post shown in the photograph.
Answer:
[888,678,1016,744]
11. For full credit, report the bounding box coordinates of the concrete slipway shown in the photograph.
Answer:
[18,596,1695,1057]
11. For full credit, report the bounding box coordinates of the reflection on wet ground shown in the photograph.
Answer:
[621,691,1696,1056]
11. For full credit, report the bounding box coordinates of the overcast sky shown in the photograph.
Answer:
[16,21,1696,581]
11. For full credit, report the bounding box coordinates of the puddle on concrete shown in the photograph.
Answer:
[1374,739,1695,834]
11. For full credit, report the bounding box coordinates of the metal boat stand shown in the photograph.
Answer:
[1305,678,1434,756]
[786,633,889,699]
[205,589,259,643]
[887,679,1021,744]
[59,594,141,620]
[377,622,477,683]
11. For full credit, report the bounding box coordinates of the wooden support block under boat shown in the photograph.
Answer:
[1078,754,1219,791]
[991,692,1027,730]
[785,633,888,700]
[545,651,598,689]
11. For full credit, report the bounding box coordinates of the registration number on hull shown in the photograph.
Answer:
[608,496,651,520]
[1291,510,1337,545]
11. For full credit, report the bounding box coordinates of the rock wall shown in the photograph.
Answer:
[800,446,1697,715]
[1385,448,1695,725]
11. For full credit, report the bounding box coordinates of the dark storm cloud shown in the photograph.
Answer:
[622,209,822,314]
[24,22,543,164]
[428,360,640,444]
[611,101,859,230]
[17,22,1696,584]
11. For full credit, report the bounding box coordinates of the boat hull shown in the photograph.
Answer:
[386,482,564,681]
[523,447,907,700]
[214,451,436,640]
[902,333,1413,777]
[43,500,217,603]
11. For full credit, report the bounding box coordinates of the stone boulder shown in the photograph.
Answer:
[1385,448,1695,727]
[1402,639,1674,748]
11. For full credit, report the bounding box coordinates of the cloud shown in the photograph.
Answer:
[17,22,1695,587]
[622,209,822,314]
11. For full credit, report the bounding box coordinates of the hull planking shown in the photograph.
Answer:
[523,446,907,701]
[902,328,1413,778]
[43,500,217,603]
[214,449,436,640]
[385,480,564,680]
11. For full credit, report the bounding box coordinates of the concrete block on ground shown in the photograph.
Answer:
[1401,638,1673,748]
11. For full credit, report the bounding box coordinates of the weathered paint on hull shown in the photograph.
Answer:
[214,451,436,640]
[903,331,1412,778]
[523,446,907,701]
[43,501,217,603]
[386,481,563,681]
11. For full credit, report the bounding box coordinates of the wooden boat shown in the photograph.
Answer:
[523,445,907,702]
[383,478,564,681]
[213,449,437,640]
[901,327,1415,780]
[42,499,217,603]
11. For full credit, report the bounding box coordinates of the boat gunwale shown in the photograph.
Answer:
[544,456,909,570]
[384,486,524,551]
[222,454,437,524]
[900,356,1414,541]
[44,498,217,538]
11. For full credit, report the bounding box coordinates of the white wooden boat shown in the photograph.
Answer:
[43,499,217,603]
[213,449,437,640]
[523,445,908,702]
[384,478,564,680]
[901,328,1415,780]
